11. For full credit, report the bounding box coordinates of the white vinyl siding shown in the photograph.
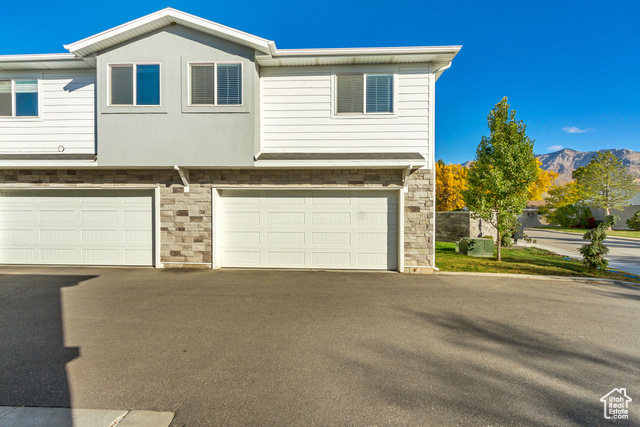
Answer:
[0,189,154,266]
[261,65,430,159]
[0,70,95,154]
[220,190,398,270]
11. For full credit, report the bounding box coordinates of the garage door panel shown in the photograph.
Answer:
[123,229,152,243]
[41,248,76,262]
[0,248,35,262]
[124,209,152,223]
[267,251,305,265]
[312,232,350,245]
[0,190,154,266]
[40,229,75,242]
[267,212,304,224]
[221,190,397,270]
[223,250,260,265]
[82,248,118,263]
[224,231,261,244]
[267,231,305,245]
[1,229,34,242]
[82,229,119,242]
[124,249,153,264]
[226,211,261,224]
[311,251,351,266]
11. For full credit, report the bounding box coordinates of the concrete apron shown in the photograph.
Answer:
[0,407,174,427]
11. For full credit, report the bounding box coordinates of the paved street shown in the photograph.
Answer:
[525,228,640,276]
[1,267,639,426]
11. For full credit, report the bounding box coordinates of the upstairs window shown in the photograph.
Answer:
[109,64,160,106]
[336,73,393,114]
[189,63,242,106]
[0,79,39,117]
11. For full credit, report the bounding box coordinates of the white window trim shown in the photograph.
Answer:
[187,61,243,107]
[107,63,162,107]
[0,77,42,120]
[332,72,397,118]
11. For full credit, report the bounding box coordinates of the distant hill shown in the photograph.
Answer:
[463,148,640,184]
[537,148,640,183]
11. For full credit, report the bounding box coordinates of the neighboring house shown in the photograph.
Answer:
[517,200,546,228]
[0,8,459,273]
[592,192,640,229]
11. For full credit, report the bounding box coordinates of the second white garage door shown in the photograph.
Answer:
[220,190,398,270]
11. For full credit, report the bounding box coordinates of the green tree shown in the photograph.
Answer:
[579,215,619,271]
[572,151,638,218]
[463,97,538,261]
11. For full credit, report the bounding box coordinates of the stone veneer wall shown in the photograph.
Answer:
[435,211,497,242]
[403,169,435,273]
[1,169,438,269]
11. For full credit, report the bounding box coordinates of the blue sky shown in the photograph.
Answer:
[2,0,639,164]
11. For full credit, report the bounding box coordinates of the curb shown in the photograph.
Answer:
[435,271,640,288]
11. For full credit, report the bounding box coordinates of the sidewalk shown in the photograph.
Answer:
[0,407,174,427]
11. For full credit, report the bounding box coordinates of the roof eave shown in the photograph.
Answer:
[273,46,462,57]
[256,45,461,68]
[64,7,273,57]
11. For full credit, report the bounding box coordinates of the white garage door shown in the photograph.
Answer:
[221,190,398,270]
[0,189,154,266]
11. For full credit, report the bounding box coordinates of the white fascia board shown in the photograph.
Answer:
[0,53,77,62]
[254,159,427,168]
[0,53,95,70]
[273,46,462,57]
[64,8,273,56]
[257,45,461,67]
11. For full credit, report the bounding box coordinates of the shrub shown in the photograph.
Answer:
[627,211,640,230]
[579,215,619,271]
[549,204,595,228]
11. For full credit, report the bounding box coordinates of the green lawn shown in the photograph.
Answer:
[535,226,640,239]
[435,241,640,283]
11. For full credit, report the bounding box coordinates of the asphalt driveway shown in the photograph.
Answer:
[1,267,639,426]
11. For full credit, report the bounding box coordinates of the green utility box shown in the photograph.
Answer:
[457,238,494,257]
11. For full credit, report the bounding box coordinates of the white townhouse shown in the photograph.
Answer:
[0,8,460,272]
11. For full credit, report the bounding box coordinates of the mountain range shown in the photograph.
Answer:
[537,148,640,183]
[464,148,640,184]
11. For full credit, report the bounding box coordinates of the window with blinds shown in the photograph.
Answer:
[189,63,242,106]
[336,74,363,113]
[109,64,159,106]
[0,80,12,116]
[366,75,393,113]
[0,79,39,117]
[336,73,393,115]
[191,65,215,105]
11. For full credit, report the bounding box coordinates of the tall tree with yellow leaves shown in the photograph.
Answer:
[527,159,559,200]
[436,159,468,211]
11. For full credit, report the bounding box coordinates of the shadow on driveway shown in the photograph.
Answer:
[0,274,96,417]
[338,308,640,426]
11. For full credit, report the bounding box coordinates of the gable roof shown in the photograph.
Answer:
[61,8,460,77]
[64,8,274,57]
